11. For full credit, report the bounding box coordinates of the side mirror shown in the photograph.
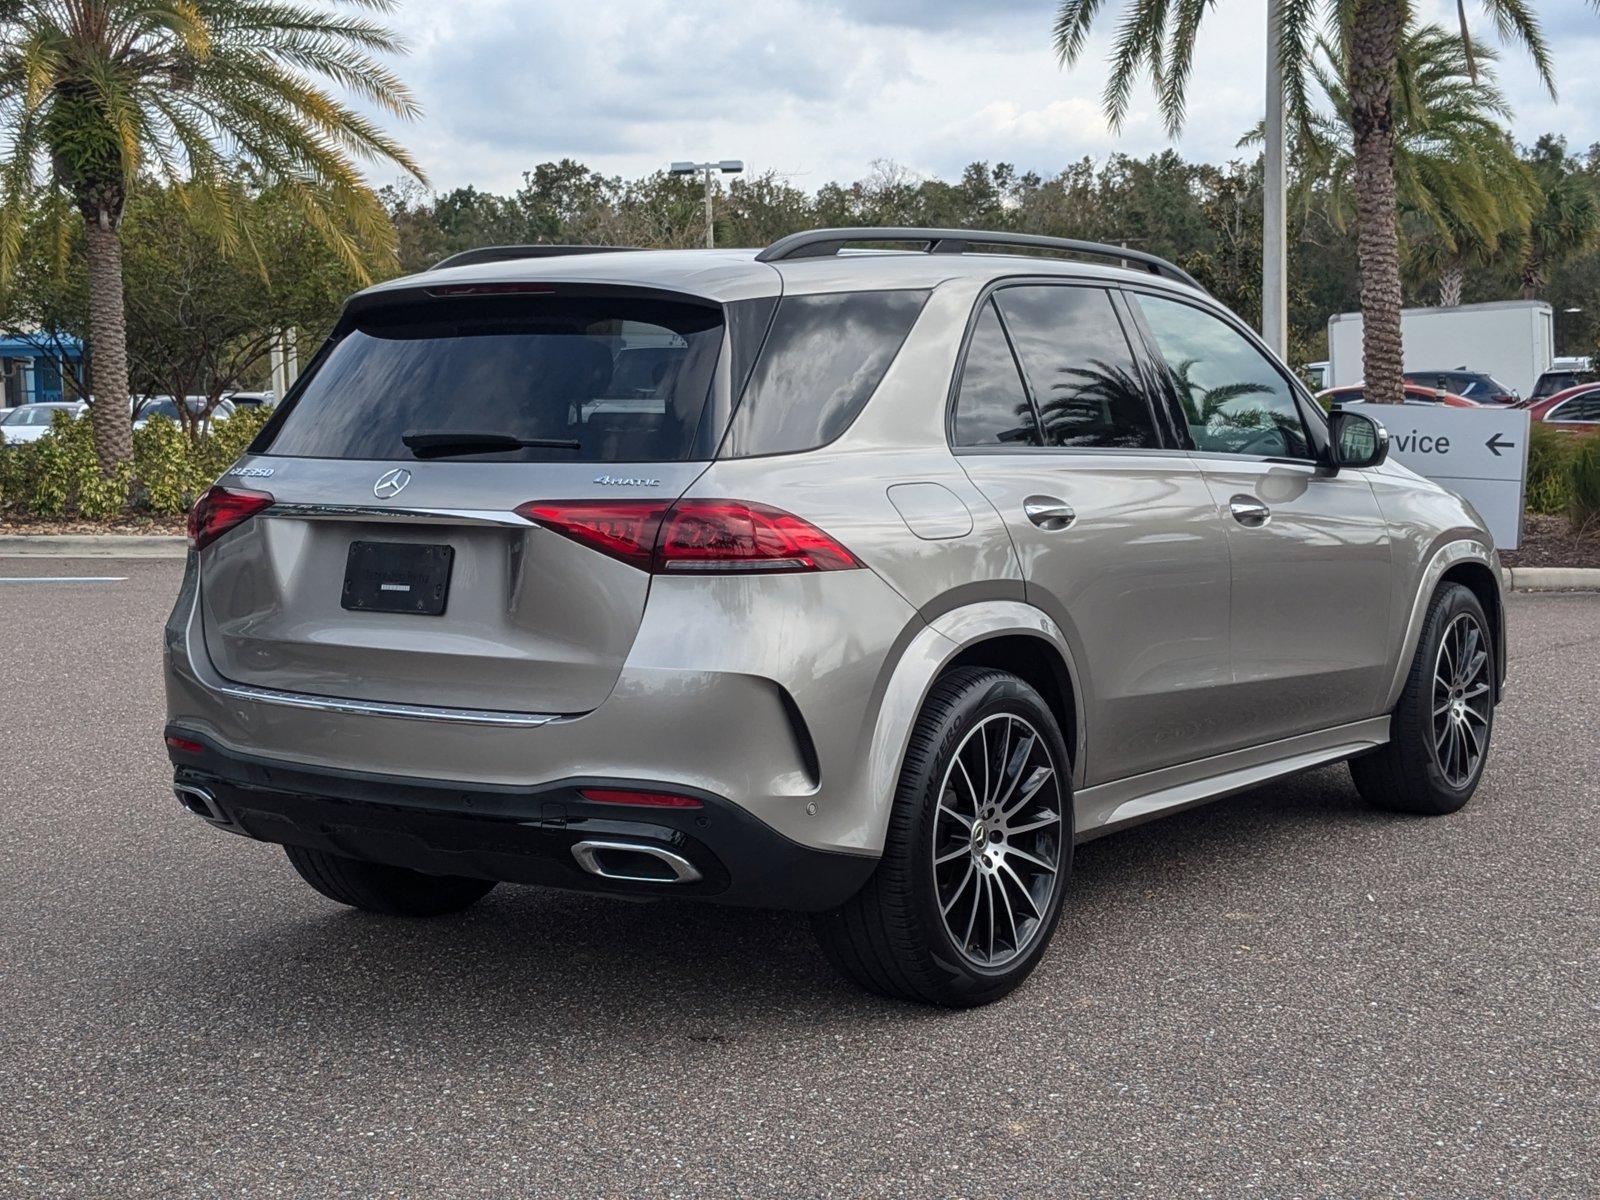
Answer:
[1328,409,1388,470]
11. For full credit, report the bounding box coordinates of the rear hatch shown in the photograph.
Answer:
[197,287,731,715]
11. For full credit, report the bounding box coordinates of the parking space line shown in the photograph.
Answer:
[0,576,129,584]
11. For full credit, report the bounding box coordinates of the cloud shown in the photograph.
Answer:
[359,0,1600,195]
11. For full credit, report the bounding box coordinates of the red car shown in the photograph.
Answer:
[1318,383,1480,408]
[1520,382,1600,431]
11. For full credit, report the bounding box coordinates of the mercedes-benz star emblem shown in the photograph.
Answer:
[373,468,412,499]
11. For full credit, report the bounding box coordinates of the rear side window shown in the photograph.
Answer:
[260,294,724,462]
[994,286,1158,449]
[952,300,1036,446]
[722,289,929,457]
[1553,393,1600,421]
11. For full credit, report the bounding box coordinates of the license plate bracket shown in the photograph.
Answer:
[342,541,454,616]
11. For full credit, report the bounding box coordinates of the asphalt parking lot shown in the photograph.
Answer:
[2,557,1596,1198]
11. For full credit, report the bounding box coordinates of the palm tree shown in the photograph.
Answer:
[0,1,425,470]
[1279,25,1537,307]
[1518,136,1600,300]
[1053,0,1555,404]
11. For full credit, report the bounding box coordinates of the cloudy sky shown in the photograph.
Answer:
[370,0,1600,194]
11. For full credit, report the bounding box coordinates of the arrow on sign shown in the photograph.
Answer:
[1485,432,1516,457]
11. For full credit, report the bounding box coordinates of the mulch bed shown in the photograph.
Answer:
[0,514,187,535]
[1498,514,1600,569]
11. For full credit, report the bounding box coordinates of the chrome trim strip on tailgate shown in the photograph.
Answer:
[208,679,561,727]
[262,503,534,528]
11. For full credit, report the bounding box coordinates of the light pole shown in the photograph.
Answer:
[1262,0,1287,359]
[670,159,744,248]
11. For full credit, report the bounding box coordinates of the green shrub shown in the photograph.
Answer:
[132,417,207,515]
[197,405,271,479]
[1569,429,1600,536]
[1525,423,1579,515]
[0,402,271,521]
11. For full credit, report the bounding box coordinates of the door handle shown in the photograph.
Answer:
[1228,495,1271,528]
[1024,497,1077,531]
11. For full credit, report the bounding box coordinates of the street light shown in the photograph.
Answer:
[670,159,744,249]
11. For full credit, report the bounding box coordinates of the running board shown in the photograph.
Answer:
[1074,716,1391,841]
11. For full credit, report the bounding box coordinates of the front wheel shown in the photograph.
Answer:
[1350,582,1495,815]
[812,667,1073,1007]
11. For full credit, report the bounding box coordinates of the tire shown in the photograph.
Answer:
[1350,582,1494,815]
[284,845,496,917]
[812,667,1073,1007]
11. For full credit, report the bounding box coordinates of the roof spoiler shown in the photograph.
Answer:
[754,227,1203,291]
[429,245,639,271]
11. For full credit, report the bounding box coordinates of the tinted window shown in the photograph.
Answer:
[952,300,1036,446]
[262,295,724,462]
[1554,393,1600,421]
[724,289,928,456]
[1136,293,1311,459]
[995,286,1157,449]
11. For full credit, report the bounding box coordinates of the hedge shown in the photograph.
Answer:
[0,406,272,520]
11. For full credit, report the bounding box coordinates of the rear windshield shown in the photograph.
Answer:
[259,295,725,462]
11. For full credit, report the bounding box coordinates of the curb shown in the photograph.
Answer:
[0,534,186,558]
[1504,566,1600,592]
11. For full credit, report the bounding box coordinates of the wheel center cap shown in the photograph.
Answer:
[970,820,988,855]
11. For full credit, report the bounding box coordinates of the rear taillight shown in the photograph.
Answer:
[517,499,861,574]
[517,500,672,571]
[188,485,274,552]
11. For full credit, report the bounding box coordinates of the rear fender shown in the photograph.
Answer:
[862,601,1085,852]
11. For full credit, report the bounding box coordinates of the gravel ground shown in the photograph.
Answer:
[2,559,1596,1199]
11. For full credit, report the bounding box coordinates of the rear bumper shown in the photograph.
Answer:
[166,729,877,911]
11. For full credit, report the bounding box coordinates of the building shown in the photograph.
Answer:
[1,334,85,407]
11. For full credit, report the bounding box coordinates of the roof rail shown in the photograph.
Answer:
[429,245,638,271]
[754,227,1203,291]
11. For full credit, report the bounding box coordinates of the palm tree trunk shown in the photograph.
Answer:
[83,215,134,469]
[1438,262,1464,308]
[1520,253,1543,300]
[1349,0,1405,405]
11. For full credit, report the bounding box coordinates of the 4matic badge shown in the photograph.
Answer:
[593,475,661,487]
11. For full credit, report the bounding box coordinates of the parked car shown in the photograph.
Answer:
[0,400,87,445]
[1319,383,1480,408]
[163,228,1506,1007]
[1523,382,1600,431]
[1402,369,1518,405]
[223,391,275,410]
[133,396,234,430]
[1528,365,1596,401]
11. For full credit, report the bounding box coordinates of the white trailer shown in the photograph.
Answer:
[1326,299,1553,398]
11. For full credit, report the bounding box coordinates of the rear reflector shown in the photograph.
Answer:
[165,734,205,756]
[188,485,273,552]
[517,498,860,574]
[579,788,703,809]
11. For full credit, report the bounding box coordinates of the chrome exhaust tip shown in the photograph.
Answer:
[174,783,232,827]
[571,840,702,884]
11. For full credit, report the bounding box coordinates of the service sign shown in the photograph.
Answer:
[1362,405,1530,549]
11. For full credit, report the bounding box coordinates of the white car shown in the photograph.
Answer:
[133,396,235,431]
[0,401,87,445]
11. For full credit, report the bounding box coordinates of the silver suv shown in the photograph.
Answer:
[164,228,1505,1006]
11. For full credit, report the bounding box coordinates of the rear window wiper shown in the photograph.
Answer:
[402,430,582,459]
